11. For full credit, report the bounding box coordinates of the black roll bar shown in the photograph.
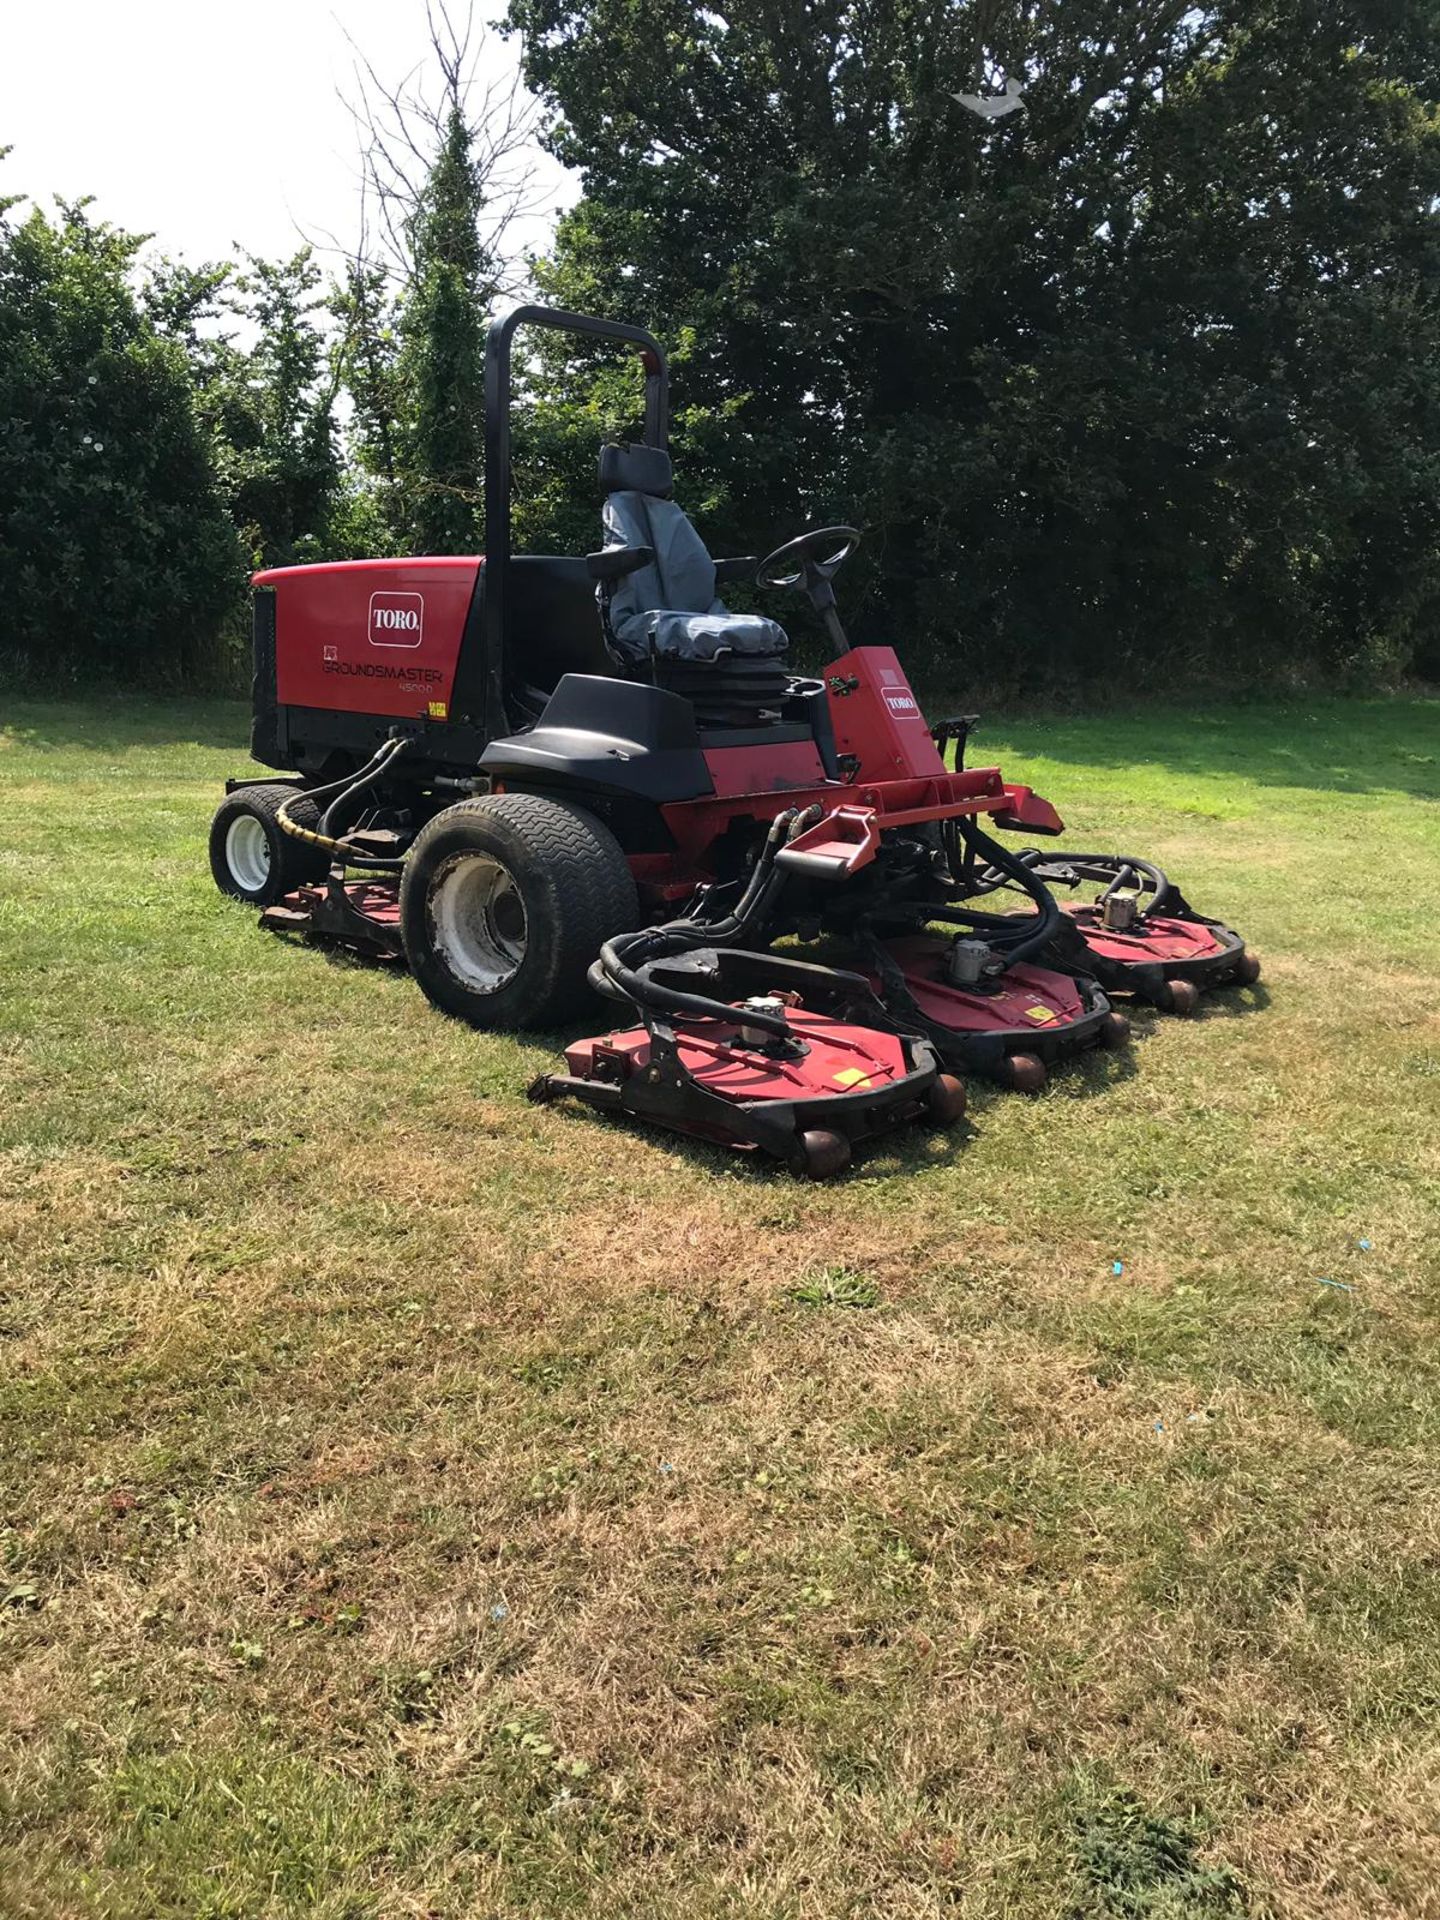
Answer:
[480,304,670,742]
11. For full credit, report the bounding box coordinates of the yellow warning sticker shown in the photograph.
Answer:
[1025,1005,1059,1024]
[428,700,448,720]
[833,1066,872,1088]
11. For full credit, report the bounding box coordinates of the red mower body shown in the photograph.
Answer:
[257,556,478,724]
[534,946,966,1174]
[1062,904,1234,970]
[564,1008,916,1117]
[221,304,1242,1178]
[871,937,1126,1089]
[827,646,947,779]
[989,857,1262,1013]
[1054,902,1256,1012]
[823,649,1064,837]
[646,643,1064,881]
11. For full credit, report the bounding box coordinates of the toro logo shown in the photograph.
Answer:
[368,591,424,648]
[883,687,920,718]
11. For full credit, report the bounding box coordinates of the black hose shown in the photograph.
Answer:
[964,849,1173,923]
[591,808,813,1033]
[597,937,792,1040]
[902,818,1062,970]
[277,736,411,872]
[1052,853,1170,913]
[295,736,405,812]
[319,744,405,840]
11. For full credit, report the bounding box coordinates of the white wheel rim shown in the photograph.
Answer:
[226,814,272,893]
[430,853,528,992]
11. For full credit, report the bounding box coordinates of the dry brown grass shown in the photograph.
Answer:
[2,693,1439,1916]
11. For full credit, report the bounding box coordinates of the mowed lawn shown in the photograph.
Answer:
[1,692,1438,1920]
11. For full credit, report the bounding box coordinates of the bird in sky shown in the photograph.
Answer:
[952,74,1026,119]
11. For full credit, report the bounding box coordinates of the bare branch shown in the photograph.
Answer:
[336,3,543,294]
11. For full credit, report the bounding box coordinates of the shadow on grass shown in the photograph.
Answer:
[9,690,1437,799]
[2,696,249,756]
[1103,983,1271,1035]
[316,944,407,974]
[952,695,1440,801]
[534,1099,976,1185]
[1193,981,1272,1021]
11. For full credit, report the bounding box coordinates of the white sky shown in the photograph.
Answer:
[0,0,575,273]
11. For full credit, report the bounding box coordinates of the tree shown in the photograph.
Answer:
[501,0,1440,689]
[0,179,243,684]
[332,257,407,553]
[210,251,344,568]
[144,248,349,577]
[399,103,490,551]
[339,4,542,552]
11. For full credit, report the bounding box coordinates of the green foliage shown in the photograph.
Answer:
[8,10,1440,696]
[398,105,491,552]
[336,98,500,558]
[0,59,502,688]
[1071,1786,1248,1916]
[333,260,407,554]
[0,146,347,688]
[210,251,344,569]
[786,1265,881,1309]
[144,248,346,573]
[0,190,243,686]
[504,0,1440,690]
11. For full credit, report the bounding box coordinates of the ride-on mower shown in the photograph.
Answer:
[209,306,1246,1172]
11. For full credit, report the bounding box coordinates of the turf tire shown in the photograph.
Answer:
[400,794,639,1030]
[209,784,328,906]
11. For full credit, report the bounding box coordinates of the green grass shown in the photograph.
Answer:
[1,691,1438,1918]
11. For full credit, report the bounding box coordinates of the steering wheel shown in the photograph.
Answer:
[755,525,862,652]
[756,525,861,591]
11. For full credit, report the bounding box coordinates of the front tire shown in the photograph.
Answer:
[209,784,328,906]
[926,1073,968,1125]
[400,794,638,1030]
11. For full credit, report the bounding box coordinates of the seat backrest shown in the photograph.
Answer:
[599,443,721,646]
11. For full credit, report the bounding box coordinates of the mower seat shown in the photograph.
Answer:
[597,443,789,666]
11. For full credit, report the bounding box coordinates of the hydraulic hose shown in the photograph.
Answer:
[597,939,794,1038]
[971,850,1173,922]
[590,807,818,1035]
[1051,853,1170,914]
[905,816,1063,971]
[276,736,412,872]
[276,736,404,834]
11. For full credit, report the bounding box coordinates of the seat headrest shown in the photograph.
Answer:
[599,441,673,499]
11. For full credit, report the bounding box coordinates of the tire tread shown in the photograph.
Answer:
[400,793,638,1028]
[209,784,327,904]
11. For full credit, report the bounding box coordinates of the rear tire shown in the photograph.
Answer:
[1235,951,1262,986]
[209,784,328,906]
[400,794,638,1030]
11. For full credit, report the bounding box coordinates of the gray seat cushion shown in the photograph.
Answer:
[601,490,789,665]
